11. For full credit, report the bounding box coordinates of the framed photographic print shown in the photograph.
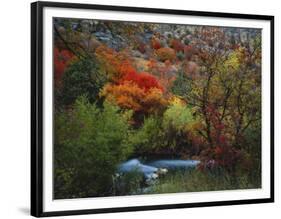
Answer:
[31,1,274,217]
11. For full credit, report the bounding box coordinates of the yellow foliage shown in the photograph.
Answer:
[168,95,186,106]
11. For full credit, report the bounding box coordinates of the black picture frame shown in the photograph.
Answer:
[31,1,274,217]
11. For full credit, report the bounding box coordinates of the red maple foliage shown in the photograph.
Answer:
[121,71,164,92]
[54,47,74,84]
[196,104,249,172]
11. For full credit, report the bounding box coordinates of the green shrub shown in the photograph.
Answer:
[59,58,107,106]
[176,51,185,61]
[130,103,195,154]
[184,38,190,45]
[163,102,194,132]
[242,120,261,181]
[171,71,192,98]
[54,96,134,199]
[130,116,165,153]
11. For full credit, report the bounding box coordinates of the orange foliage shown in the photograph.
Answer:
[96,44,168,114]
[156,47,176,62]
[101,82,167,114]
[95,45,134,81]
[95,45,170,94]
[142,88,168,114]
[101,82,145,111]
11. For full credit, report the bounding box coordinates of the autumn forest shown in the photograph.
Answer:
[53,18,262,199]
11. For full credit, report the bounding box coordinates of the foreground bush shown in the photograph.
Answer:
[130,103,197,155]
[54,96,134,199]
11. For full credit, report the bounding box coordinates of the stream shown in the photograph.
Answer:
[117,158,200,186]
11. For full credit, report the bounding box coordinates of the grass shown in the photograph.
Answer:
[144,169,261,195]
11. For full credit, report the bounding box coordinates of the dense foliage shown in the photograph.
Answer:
[53,18,262,198]
[54,97,134,198]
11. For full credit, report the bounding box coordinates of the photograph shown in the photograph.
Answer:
[53,17,262,199]
[30,2,274,216]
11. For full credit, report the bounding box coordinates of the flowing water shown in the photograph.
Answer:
[117,158,200,181]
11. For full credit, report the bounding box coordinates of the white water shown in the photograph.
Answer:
[117,158,200,180]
